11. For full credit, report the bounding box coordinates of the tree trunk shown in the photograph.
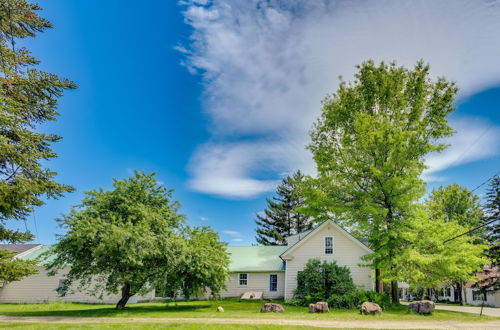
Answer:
[116,283,132,309]
[375,269,384,293]
[391,280,399,304]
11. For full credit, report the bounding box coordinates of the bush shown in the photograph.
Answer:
[295,259,357,301]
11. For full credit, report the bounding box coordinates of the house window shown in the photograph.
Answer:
[269,274,278,292]
[239,273,248,286]
[325,237,333,254]
[446,287,451,297]
[57,278,67,296]
[472,290,483,301]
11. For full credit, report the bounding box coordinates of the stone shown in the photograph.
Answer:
[260,303,285,313]
[308,301,330,313]
[241,291,263,300]
[217,306,224,312]
[360,301,382,315]
[408,300,435,314]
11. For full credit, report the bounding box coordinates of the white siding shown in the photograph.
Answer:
[0,267,154,304]
[220,272,285,299]
[282,222,373,299]
[465,288,500,307]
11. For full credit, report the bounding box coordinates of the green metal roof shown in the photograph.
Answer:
[20,245,287,272]
[226,246,287,272]
[19,245,55,263]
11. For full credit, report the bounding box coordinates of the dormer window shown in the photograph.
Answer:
[325,236,333,254]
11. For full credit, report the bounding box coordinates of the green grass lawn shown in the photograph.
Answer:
[0,323,316,330]
[0,299,496,322]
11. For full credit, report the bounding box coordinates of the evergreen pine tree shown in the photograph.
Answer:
[255,170,312,245]
[484,176,500,266]
[0,0,75,280]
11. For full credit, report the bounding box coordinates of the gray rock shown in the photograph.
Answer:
[217,306,224,312]
[260,303,285,313]
[408,300,435,314]
[360,301,382,315]
[309,301,329,313]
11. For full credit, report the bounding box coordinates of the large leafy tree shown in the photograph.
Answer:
[46,171,229,309]
[255,170,312,245]
[307,60,457,303]
[0,0,75,280]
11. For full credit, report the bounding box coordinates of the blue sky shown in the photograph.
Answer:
[11,0,500,245]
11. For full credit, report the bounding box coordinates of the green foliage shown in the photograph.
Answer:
[426,184,484,228]
[484,176,499,266]
[0,0,74,282]
[45,171,229,308]
[0,248,37,282]
[295,259,356,302]
[159,226,230,300]
[395,206,489,289]
[305,60,458,301]
[255,170,312,245]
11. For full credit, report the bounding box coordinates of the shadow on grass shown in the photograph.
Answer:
[0,302,214,318]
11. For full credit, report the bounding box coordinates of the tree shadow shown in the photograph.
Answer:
[0,302,213,318]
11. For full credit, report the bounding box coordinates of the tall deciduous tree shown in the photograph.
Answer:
[307,60,457,303]
[0,0,75,280]
[255,170,312,245]
[45,171,229,309]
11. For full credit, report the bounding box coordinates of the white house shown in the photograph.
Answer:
[0,220,374,303]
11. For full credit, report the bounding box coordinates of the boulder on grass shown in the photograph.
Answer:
[309,301,329,313]
[360,301,382,315]
[260,303,285,313]
[408,300,435,314]
[217,306,224,312]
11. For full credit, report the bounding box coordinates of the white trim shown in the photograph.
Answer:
[238,273,248,286]
[269,274,278,292]
[324,236,334,255]
[13,245,43,259]
[281,220,372,259]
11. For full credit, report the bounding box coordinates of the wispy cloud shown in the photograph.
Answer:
[231,238,243,242]
[199,216,208,221]
[424,118,500,181]
[180,0,500,198]
[222,230,242,237]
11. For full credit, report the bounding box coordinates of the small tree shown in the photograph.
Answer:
[295,259,356,301]
[159,226,230,300]
[46,171,229,309]
[255,170,312,245]
[395,207,488,291]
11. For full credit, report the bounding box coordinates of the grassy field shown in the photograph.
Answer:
[0,299,496,321]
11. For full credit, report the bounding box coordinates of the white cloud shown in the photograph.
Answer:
[180,0,500,198]
[199,216,208,221]
[424,118,500,181]
[222,230,241,237]
[231,238,243,242]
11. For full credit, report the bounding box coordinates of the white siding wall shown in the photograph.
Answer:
[283,223,373,299]
[0,267,154,304]
[465,288,500,307]
[220,272,285,299]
